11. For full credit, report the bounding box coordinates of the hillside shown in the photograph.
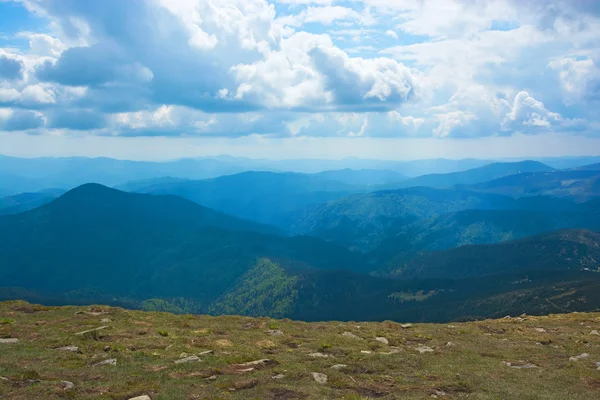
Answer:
[0,189,65,215]
[288,187,516,251]
[394,229,600,280]
[394,160,554,189]
[0,184,370,308]
[132,171,365,227]
[465,170,600,201]
[312,168,407,186]
[2,301,600,400]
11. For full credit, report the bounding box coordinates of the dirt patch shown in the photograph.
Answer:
[229,378,258,391]
[582,377,600,390]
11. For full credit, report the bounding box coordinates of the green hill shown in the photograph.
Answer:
[393,229,600,280]
[0,189,65,215]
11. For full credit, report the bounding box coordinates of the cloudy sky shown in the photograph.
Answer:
[0,0,599,160]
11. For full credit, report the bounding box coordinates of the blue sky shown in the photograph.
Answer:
[0,0,599,160]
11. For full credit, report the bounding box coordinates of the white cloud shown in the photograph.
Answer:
[385,30,398,40]
[433,111,478,138]
[503,91,561,130]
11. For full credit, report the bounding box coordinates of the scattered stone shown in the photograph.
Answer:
[400,323,413,329]
[416,346,434,354]
[379,348,401,355]
[128,396,151,400]
[175,356,200,364]
[445,342,455,347]
[331,364,348,370]
[590,330,600,336]
[596,362,600,370]
[432,389,447,397]
[61,381,74,390]
[569,353,590,362]
[94,358,117,366]
[267,329,284,336]
[271,374,285,379]
[179,352,189,358]
[360,350,372,354]
[242,322,256,329]
[75,326,108,336]
[0,376,8,381]
[104,346,111,352]
[535,328,546,333]
[311,372,328,384]
[100,318,112,323]
[233,359,275,369]
[199,350,214,356]
[0,338,18,344]
[342,332,361,340]
[76,311,108,316]
[309,352,332,358]
[503,361,538,369]
[206,375,218,381]
[56,345,79,352]
[375,337,389,345]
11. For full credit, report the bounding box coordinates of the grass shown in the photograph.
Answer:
[0,300,599,399]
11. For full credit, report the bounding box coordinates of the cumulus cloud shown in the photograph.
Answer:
[0,55,24,81]
[0,109,45,131]
[503,91,561,130]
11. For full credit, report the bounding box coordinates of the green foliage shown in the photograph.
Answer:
[141,298,200,314]
[157,330,169,337]
[209,258,299,318]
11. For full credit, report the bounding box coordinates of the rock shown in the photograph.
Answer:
[198,350,214,356]
[0,376,8,381]
[309,352,332,358]
[331,364,348,370]
[100,318,112,323]
[206,375,217,381]
[271,374,285,379]
[379,348,401,355]
[503,361,537,369]
[75,326,108,336]
[342,332,361,340]
[416,346,434,354]
[535,328,546,333]
[400,323,413,329]
[242,322,256,329]
[311,372,328,384]
[596,362,600,370]
[433,389,447,397]
[0,338,18,344]
[61,381,74,390]
[128,396,151,400]
[590,330,600,336]
[76,311,107,316]
[267,330,284,336]
[569,353,590,361]
[233,359,275,368]
[56,345,79,352]
[104,346,111,352]
[94,358,117,366]
[175,356,200,364]
[445,342,455,347]
[375,337,389,345]
[360,350,372,354]
[179,352,189,358]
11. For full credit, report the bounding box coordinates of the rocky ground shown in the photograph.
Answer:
[1,301,600,399]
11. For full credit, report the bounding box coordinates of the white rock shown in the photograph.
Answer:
[590,330,600,336]
[360,350,372,354]
[569,353,590,361]
[375,337,389,345]
[198,350,214,356]
[233,359,273,368]
[0,338,18,344]
[100,318,112,323]
[175,356,200,364]
[342,332,361,340]
[416,346,434,354]
[271,374,285,379]
[309,352,332,358]
[400,323,413,329]
[331,364,348,370]
[311,372,328,384]
[179,352,189,358]
[267,330,284,336]
[445,342,455,347]
[129,396,151,400]
[94,358,117,366]
[61,381,74,390]
[535,328,546,333]
[75,326,108,336]
[56,345,79,352]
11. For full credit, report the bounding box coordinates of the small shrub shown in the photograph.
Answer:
[320,342,332,351]
[0,318,14,325]
[157,330,169,337]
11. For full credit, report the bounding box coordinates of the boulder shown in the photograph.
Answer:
[375,337,389,345]
[311,372,327,384]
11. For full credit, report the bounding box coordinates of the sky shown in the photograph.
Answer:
[0,0,599,160]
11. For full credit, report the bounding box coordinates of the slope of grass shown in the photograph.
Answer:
[1,301,600,399]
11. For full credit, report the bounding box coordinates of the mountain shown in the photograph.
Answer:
[287,187,517,251]
[0,184,368,307]
[465,169,600,201]
[394,229,600,280]
[114,176,190,192]
[132,171,366,227]
[574,162,600,171]
[0,189,65,216]
[312,168,407,186]
[392,160,555,189]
